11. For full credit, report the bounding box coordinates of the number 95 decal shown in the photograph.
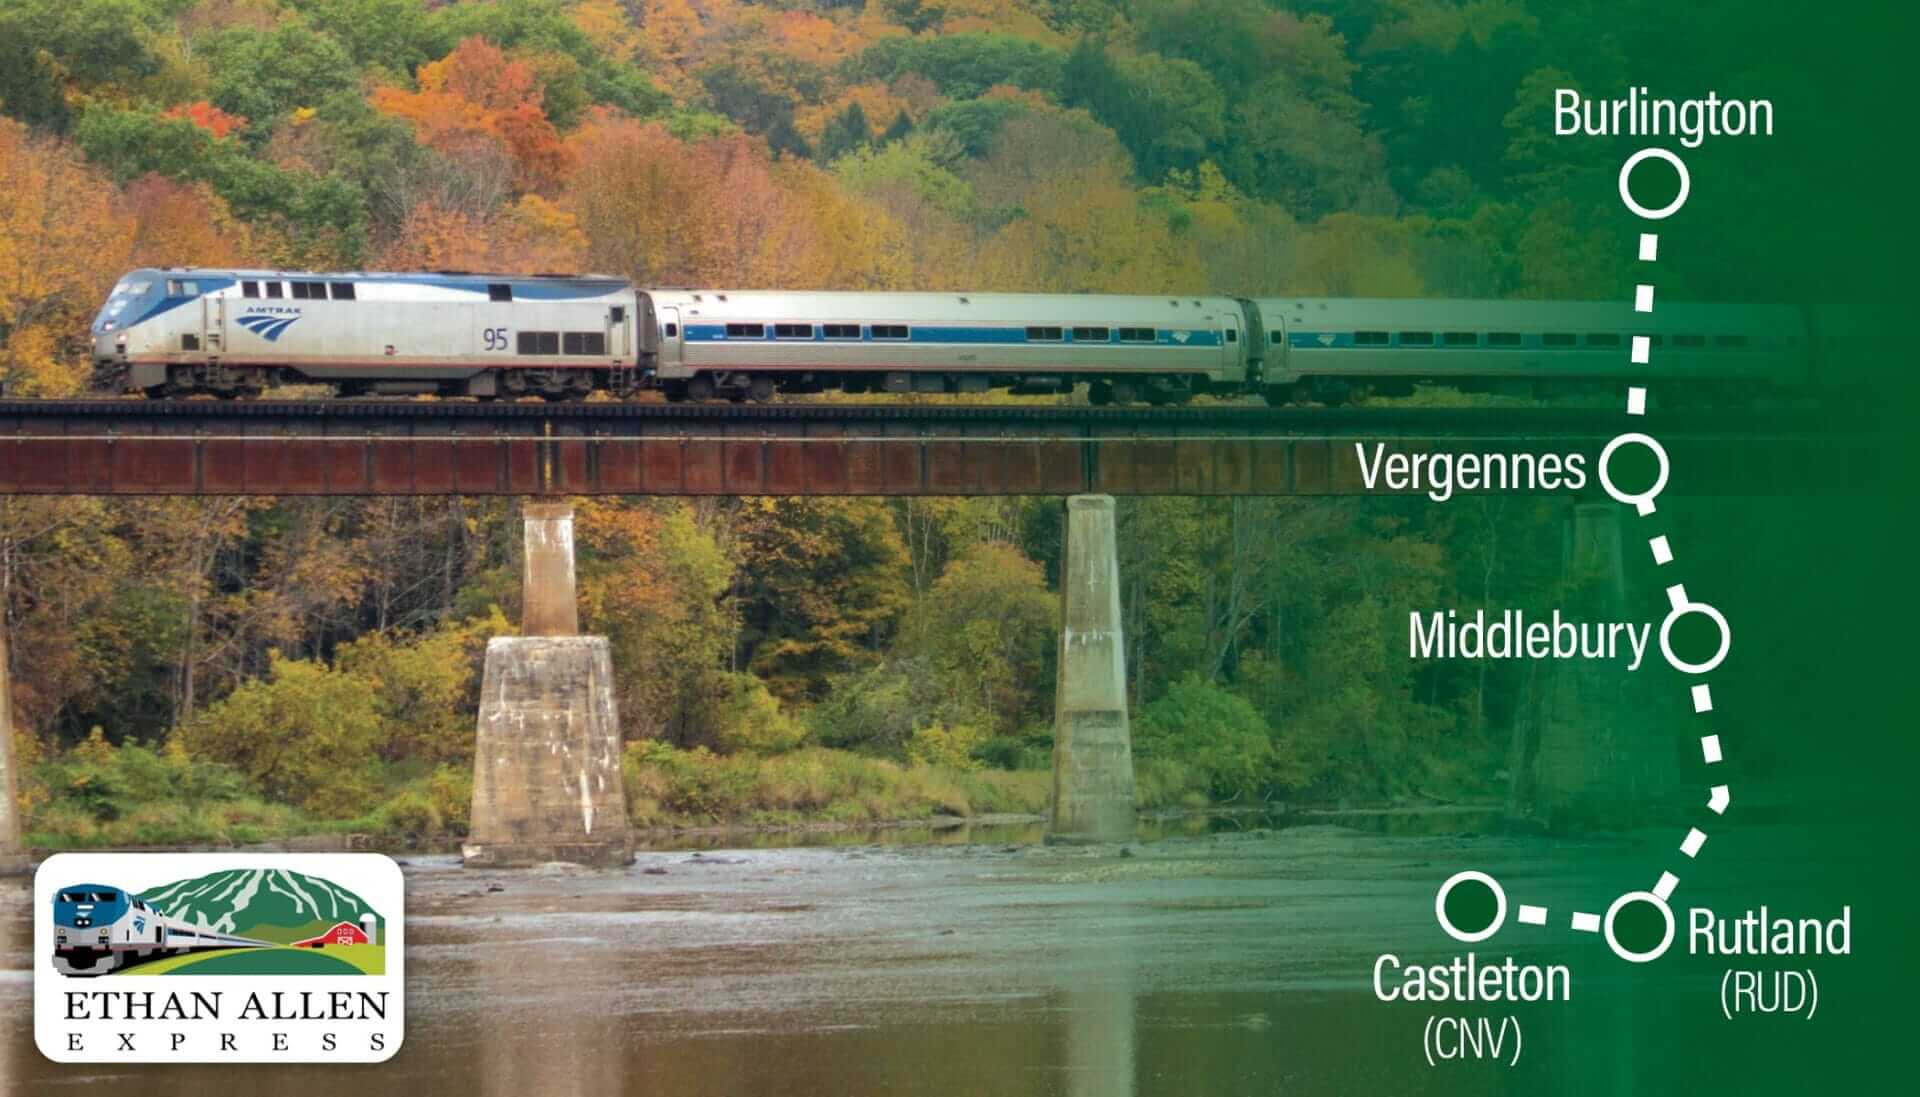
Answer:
[482,327,509,351]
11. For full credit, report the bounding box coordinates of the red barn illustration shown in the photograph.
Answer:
[293,922,370,949]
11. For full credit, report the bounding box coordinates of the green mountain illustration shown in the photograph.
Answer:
[139,869,384,945]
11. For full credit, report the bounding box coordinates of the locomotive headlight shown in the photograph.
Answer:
[98,930,110,944]
[115,333,128,345]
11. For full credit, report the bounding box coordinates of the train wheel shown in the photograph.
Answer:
[1109,380,1139,406]
[748,376,776,402]
[686,375,715,402]
[1089,381,1114,406]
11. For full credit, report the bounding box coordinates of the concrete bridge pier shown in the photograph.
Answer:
[464,503,632,868]
[0,620,30,874]
[1048,495,1137,844]
[1510,501,1681,829]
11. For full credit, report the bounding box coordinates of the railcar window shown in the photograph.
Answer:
[872,324,909,339]
[1225,329,1237,342]
[822,323,860,339]
[1585,333,1621,346]
[563,332,608,355]
[1543,332,1577,347]
[1443,332,1477,346]
[265,282,284,299]
[1398,331,1434,346]
[330,282,355,301]
[242,281,260,298]
[1354,331,1390,346]
[725,323,765,338]
[1674,334,1707,348]
[611,306,625,322]
[1118,327,1156,342]
[1714,334,1749,347]
[489,284,513,302]
[1271,331,1283,344]
[664,323,679,337]
[1074,326,1110,342]
[1026,326,1063,341]
[1487,332,1521,346]
[774,323,814,338]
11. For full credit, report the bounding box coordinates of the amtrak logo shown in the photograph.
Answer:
[1171,331,1190,343]
[236,311,302,342]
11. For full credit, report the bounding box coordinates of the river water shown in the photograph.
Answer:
[0,816,1890,1095]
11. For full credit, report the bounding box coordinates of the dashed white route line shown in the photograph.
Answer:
[1432,168,1745,964]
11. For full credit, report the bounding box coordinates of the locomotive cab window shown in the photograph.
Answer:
[241,281,260,298]
[330,282,355,301]
[265,282,284,298]
[489,283,513,302]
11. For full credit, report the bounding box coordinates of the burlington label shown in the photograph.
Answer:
[1409,609,1652,670]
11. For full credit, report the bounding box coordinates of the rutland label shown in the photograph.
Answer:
[35,852,404,1063]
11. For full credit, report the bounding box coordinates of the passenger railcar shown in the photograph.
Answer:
[52,883,269,976]
[648,290,1247,403]
[1262,298,1808,402]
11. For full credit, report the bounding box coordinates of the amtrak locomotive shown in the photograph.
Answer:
[52,883,268,976]
[91,268,1810,404]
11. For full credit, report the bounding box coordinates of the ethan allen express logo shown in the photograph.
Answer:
[34,853,403,1063]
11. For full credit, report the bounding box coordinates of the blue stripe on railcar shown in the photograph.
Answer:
[683,324,1223,347]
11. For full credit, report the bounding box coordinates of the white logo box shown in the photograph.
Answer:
[34,852,404,1063]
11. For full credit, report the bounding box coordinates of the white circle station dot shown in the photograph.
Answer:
[1434,870,1508,943]
[1603,890,1676,963]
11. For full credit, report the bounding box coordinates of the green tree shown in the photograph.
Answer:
[897,542,1056,734]
[736,498,910,701]
[176,653,386,816]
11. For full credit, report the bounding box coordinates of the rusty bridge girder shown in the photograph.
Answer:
[0,401,1879,497]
